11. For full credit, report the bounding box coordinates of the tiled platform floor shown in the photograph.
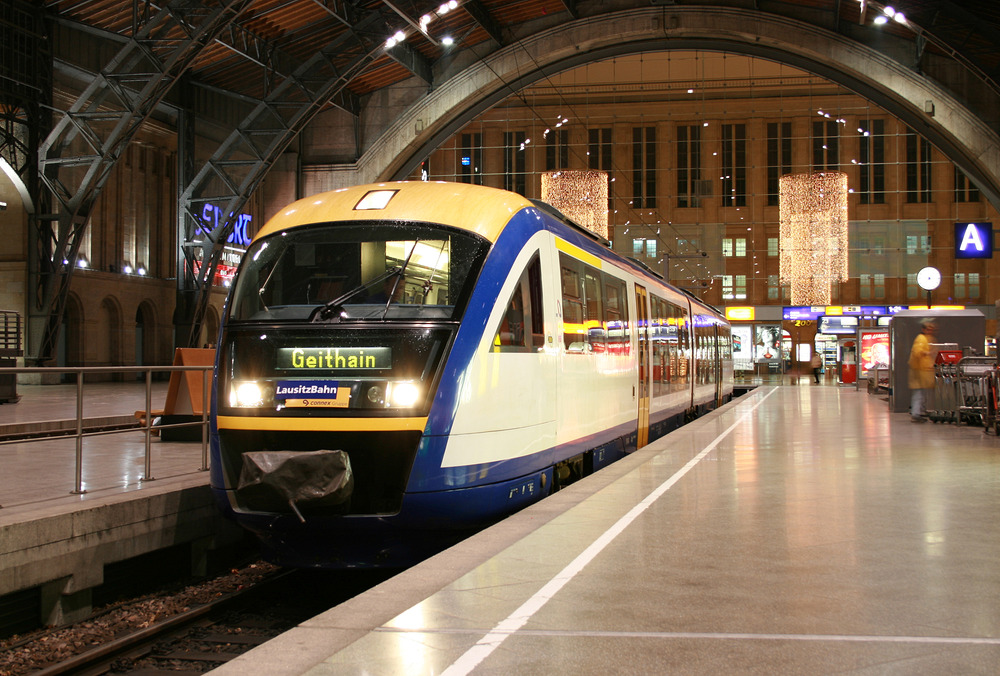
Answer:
[0,381,208,516]
[211,384,1000,675]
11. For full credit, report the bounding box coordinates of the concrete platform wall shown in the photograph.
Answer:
[0,483,247,627]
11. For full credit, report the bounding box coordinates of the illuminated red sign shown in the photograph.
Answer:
[860,331,890,371]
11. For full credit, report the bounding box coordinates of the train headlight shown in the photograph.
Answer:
[230,381,264,407]
[366,385,384,404]
[388,381,420,408]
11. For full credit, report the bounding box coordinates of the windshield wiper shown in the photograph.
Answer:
[308,267,403,322]
[309,239,422,322]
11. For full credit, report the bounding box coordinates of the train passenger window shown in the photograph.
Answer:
[560,256,584,352]
[493,255,545,352]
[676,305,691,382]
[649,295,691,397]
[649,296,666,397]
[604,276,630,355]
[559,253,607,354]
[694,318,717,384]
[584,269,605,351]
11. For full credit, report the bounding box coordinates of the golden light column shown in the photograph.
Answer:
[540,170,609,239]
[779,172,849,305]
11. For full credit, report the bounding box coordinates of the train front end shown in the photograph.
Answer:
[210,183,515,567]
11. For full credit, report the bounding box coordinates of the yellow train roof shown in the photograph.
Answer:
[254,181,535,244]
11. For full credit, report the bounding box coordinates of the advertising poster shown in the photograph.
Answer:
[755,325,782,363]
[860,330,891,371]
[732,325,753,371]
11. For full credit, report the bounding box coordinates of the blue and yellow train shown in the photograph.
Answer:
[210,181,734,567]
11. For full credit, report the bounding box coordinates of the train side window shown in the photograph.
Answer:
[605,276,629,355]
[649,295,690,393]
[493,254,544,352]
[675,303,691,383]
[584,269,605,351]
[694,319,715,384]
[526,256,545,349]
[560,255,585,352]
[649,295,665,396]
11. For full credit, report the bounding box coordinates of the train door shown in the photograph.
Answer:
[635,284,651,448]
[714,324,724,406]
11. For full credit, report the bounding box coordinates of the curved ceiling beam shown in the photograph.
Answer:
[359,7,1000,212]
[177,4,1000,344]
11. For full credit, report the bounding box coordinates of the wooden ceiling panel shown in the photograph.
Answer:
[35,0,1000,111]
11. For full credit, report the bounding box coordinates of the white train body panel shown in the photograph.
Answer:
[444,231,637,467]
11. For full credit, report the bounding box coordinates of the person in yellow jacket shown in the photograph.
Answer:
[908,318,937,422]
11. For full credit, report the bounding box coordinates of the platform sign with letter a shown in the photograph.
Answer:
[954,222,993,259]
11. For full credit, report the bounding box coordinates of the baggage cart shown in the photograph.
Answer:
[926,349,961,423]
[956,356,995,426]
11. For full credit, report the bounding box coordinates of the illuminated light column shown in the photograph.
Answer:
[540,170,609,240]
[779,172,849,305]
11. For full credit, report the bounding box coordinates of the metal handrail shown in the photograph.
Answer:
[0,365,213,497]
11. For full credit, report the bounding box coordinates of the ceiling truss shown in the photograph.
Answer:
[20,0,1000,361]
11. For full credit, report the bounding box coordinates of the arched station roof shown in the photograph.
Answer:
[16,0,1000,356]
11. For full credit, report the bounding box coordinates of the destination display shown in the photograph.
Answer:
[277,347,391,370]
[782,305,890,320]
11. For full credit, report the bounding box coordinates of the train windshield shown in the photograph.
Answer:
[228,221,491,323]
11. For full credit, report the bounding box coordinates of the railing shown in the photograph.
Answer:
[0,365,212,497]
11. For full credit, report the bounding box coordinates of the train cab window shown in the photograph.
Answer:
[493,255,545,352]
[227,223,491,322]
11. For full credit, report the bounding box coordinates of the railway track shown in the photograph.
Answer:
[2,565,397,675]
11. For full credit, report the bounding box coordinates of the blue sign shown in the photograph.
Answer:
[848,306,888,317]
[783,307,820,320]
[782,306,830,320]
[275,381,340,398]
[200,204,253,247]
[954,222,992,259]
[819,316,859,335]
[783,305,887,321]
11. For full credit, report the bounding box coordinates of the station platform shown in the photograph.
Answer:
[209,383,1000,675]
[0,381,246,627]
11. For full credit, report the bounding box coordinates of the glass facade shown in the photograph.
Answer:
[421,51,997,308]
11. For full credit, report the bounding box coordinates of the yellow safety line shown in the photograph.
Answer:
[216,415,428,432]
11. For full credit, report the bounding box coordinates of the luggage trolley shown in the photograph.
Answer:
[984,363,1000,435]
[928,349,962,424]
[956,356,996,426]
